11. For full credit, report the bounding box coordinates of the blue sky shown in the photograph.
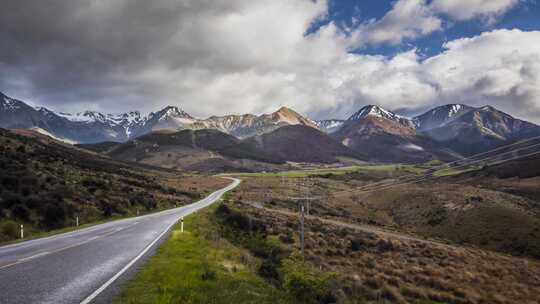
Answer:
[317,0,540,58]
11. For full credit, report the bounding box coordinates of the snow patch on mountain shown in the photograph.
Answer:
[316,120,345,133]
[1,95,20,111]
[31,127,78,144]
[348,105,407,122]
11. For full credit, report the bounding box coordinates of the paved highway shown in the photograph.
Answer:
[0,177,240,304]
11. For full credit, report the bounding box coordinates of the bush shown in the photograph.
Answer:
[42,202,67,229]
[0,220,20,241]
[281,256,335,304]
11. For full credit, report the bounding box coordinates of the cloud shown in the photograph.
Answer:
[422,29,540,121]
[431,0,520,22]
[0,1,539,125]
[331,29,540,122]
[350,0,442,47]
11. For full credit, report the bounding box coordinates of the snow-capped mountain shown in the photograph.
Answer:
[315,120,345,134]
[3,91,540,161]
[347,105,416,128]
[417,105,540,155]
[332,105,445,163]
[0,92,320,143]
[413,104,473,130]
[201,106,318,139]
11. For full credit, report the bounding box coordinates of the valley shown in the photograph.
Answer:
[1,92,540,304]
[3,3,540,303]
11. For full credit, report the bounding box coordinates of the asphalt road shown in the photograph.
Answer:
[0,177,240,304]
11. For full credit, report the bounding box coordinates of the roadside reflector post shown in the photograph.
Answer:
[20,224,24,239]
[76,216,79,227]
[180,217,184,233]
[136,208,139,216]
[300,203,305,260]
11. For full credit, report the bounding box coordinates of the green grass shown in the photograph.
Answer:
[114,203,285,304]
[232,164,428,178]
[431,165,483,177]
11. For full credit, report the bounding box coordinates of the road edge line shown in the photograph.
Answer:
[79,178,239,304]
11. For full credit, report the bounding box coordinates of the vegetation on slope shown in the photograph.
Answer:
[0,128,225,242]
[117,195,340,304]
[227,181,540,303]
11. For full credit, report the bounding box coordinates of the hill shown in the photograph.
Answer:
[244,125,366,164]
[101,126,365,172]
[0,128,226,242]
[104,129,286,173]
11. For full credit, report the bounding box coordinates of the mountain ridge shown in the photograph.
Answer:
[3,91,540,162]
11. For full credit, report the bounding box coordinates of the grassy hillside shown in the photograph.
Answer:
[217,193,540,304]
[0,128,227,242]
[245,125,366,164]
[115,202,288,304]
[231,168,540,260]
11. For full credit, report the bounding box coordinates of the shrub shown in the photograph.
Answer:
[42,201,67,229]
[12,204,31,221]
[280,256,335,304]
[0,220,20,240]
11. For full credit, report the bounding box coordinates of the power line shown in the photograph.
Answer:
[331,139,540,197]
[334,147,540,196]
[347,136,540,193]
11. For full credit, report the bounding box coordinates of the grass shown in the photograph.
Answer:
[233,164,428,178]
[432,166,479,177]
[115,203,285,304]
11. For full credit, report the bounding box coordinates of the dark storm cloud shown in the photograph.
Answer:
[0,0,247,112]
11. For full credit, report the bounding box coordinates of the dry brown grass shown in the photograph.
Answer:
[229,175,540,304]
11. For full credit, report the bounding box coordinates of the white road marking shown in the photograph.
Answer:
[19,251,50,262]
[79,217,178,304]
[0,226,132,271]
[79,178,240,304]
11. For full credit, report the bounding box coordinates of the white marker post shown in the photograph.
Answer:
[300,203,305,259]
[20,224,24,239]
[76,216,79,227]
[180,217,184,233]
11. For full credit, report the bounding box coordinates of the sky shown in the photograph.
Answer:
[1,0,540,122]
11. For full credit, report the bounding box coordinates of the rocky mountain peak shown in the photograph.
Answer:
[348,105,402,121]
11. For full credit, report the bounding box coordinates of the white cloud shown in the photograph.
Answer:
[350,0,442,47]
[329,29,540,122]
[1,0,539,125]
[431,0,520,22]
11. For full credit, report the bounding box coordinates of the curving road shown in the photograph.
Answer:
[0,177,240,304]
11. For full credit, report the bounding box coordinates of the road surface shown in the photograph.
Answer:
[0,177,240,304]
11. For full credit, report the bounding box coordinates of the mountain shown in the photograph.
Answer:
[413,104,473,130]
[202,106,319,139]
[332,105,456,163]
[0,92,50,129]
[0,92,146,143]
[315,119,345,133]
[348,105,416,128]
[4,91,540,163]
[105,129,286,172]
[243,125,366,164]
[416,105,540,156]
[0,92,320,143]
[102,125,365,172]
